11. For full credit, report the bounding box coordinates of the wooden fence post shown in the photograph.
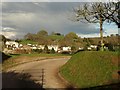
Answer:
[41,68,44,88]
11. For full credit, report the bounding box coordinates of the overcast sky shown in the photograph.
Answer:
[1,2,118,39]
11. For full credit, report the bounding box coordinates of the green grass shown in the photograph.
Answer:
[19,39,38,45]
[9,53,71,57]
[48,35,64,41]
[60,51,119,88]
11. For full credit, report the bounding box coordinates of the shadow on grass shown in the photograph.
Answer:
[2,71,44,89]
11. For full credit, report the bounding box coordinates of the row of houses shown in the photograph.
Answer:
[4,41,100,54]
[4,41,73,54]
[87,45,97,50]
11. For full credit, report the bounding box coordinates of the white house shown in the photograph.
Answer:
[79,47,84,50]
[90,45,97,49]
[27,43,32,46]
[19,44,23,47]
[48,45,59,52]
[62,46,71,51]
[31,46,37,49]
[6,41,19,49]
[87,45,97,50]
[38,45,45,50]
[87,47,92,50]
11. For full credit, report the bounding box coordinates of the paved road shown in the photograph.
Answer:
[5,57,71,88]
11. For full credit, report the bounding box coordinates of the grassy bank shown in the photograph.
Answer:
[60,51,119,88]
[9,53,71,58]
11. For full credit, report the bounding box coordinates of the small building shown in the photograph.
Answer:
[38,45,45,50]
[87,47,92,50]
[31,46,37,50]
[62,46,71,51]
[19,44,23,47]
[79,47,84,50]
[90,45,97,49]
[48,45,59,52]
[6,41,19,50]
[27,43,32,46]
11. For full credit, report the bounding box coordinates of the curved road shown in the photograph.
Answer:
[7,57,71,88]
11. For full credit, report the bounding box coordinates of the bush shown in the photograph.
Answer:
[104,43,114,51]
[32,49,43,53]
[61,51,70,54]
[15,49,30,54]
[43,45,49,53]
[1,52,11,63]
[50,48,55,54]
[71,46,77,53]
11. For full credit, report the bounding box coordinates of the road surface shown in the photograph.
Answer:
[4,57,71,88]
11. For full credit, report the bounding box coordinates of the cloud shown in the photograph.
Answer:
[0,26,16,38]
[1,2,118,39]
[1,28,16,39]
[2,27,16,31]
[2,0,32,2]
[1,31,17,39]
[2,0,115,2]
[77,33,100,38]
[2,13,36,27]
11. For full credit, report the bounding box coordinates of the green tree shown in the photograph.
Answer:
[59,32,83,48]
[0,35,6,51]
[37,30,48,36]
[24,33,34,40]
[50,48,55,54]
[71,46,77,53]
[0,35,6,43]
[65,32,78,40]
[44,45,49,53]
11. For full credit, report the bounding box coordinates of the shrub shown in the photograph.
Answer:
[50,48,55,54]
[32,49,43,53]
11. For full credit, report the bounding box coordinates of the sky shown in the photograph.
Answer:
[1,1,118,39]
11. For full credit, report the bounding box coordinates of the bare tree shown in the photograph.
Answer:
[73,2,119,51]
[102,2,119,28]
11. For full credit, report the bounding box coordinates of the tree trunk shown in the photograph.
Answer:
[100,16,104,51]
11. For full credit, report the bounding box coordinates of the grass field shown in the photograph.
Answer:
[9,53,71,58]
[19,39,38,45]
[48,35,64,41]
[60,51,119,88]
